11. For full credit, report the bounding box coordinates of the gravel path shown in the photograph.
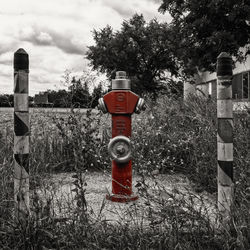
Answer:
[37,172,217,225]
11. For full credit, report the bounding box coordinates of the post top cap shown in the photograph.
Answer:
[15,48,28,54]
[116,71,127,79]
[14,48,29,70]
[217,52,231,59]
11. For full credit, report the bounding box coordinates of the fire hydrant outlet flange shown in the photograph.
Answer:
[135,98,146,114]
[108,136,131,163]
[97,98,107,113]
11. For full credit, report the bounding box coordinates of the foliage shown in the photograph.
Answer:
[158,0,250,76]
[47,89,71,108]
[0,70,106,108]
[91,83,104,108]
[27,109,109,174]
[68,77,91,108]
[0,95,33,108]
[132,94,249,195]
[0,94,249,249]
[49,109,107,172]
[87,14,180,96]
[62,69,105,108]
[132,95,217,192]
[0,94,13,107]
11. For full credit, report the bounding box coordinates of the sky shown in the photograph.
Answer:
[0,0,171,96]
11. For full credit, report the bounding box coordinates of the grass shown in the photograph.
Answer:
[0,95,249,249]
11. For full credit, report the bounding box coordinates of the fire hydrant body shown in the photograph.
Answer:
[98,71,145,202]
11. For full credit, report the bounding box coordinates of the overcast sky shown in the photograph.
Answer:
[0,0,171,96]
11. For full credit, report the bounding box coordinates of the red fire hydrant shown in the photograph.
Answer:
[98,71,145,202]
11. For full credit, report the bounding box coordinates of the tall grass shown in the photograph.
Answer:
[0,95,249,249]
[133,95,249,193]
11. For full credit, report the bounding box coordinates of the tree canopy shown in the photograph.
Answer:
[87,14,180,96]
[158,0,250,75]
[87,1,250,93]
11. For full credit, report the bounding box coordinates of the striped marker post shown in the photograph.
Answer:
[14,48,30,220]
[216,52,233,221]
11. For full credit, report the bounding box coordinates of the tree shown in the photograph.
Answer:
[158,0,250,76]
[91,83,103,108]
[0,94,13,107]
[87,14,180,96]
[62,70,102,108]
[47,89,71,107]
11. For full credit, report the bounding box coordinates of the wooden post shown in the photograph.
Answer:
[216,52,233,221]
[14,48,30,220]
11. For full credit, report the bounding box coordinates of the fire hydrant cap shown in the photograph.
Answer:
[116,71,127,78]
[108,136,131,163]
[112,71,131,90]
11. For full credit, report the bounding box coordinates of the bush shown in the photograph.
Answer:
[132,95,217,192]
[132,94,250,195]
[28,108,110,174]
[0,94,249,249]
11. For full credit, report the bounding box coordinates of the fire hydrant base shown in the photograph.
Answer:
[106,193,138,203]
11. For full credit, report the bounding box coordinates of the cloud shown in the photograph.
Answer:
[0,52,13,65]
[19,27,53,46]
[0,64,12,77]
[0,0,170,95]
[102,0,134,18]
[0,37,17,55]
[36,32,53,45]
[19,25,86,55]
[49,32,86,55]
[101,0,171,22]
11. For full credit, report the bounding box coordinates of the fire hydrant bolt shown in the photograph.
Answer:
[116,144,125,155]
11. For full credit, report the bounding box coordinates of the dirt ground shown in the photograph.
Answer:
[37,171,217,225]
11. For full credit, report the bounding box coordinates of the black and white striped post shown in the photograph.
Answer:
[14,48,30,220]
[216,52,234,221]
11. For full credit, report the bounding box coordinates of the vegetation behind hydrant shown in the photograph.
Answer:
[0,93,249,249]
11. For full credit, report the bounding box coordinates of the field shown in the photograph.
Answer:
[0,95,249,249]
